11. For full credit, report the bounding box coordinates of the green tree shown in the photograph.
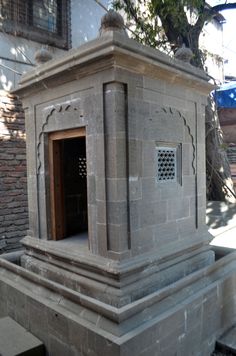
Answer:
[113,0,236,67]
[113,0,236,202]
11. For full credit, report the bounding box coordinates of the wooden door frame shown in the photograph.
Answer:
[48,127,86,240]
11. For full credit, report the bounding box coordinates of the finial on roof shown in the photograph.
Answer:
[99,10,127,36]
[174,44,193,63]
[34,47,53,65]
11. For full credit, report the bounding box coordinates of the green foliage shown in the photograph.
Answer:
[113,0,170,51]
[112,0,214,67]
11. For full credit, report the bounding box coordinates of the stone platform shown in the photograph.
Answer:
[0,316,44,356]
[1,249,236,356]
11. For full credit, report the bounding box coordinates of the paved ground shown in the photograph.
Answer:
[207,201,236,249]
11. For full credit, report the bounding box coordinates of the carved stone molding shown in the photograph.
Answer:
[37,102,84,173]
[154,105,196,175]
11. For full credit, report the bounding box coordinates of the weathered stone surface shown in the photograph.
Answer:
[1,251,236,355]
[216,325,236,354]
[0,316,44,356]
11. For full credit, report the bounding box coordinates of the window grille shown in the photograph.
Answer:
[77,157,87,178]
[69,156,87,179]
[156,146,177,182]
[66,156,87,179]
[0,0,70,49]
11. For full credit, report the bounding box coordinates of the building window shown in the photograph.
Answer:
[0,0,71,49]
[33,0,59,33]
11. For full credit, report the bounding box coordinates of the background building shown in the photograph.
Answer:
[199,10,225,85]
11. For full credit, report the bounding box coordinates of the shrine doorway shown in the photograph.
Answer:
[48,128,88,241]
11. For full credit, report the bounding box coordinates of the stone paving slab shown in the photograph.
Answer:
[0,317,44,356]
[216,325,236,355]
[207,201,236,232]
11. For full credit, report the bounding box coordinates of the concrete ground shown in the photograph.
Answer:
[207,201,236,249]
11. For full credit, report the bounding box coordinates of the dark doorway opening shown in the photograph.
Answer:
[63,137,88,236]
[48,128,88,240]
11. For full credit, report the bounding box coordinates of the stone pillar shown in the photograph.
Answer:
[103,82,130,255]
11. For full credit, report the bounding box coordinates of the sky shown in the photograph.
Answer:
[208,0,236,77]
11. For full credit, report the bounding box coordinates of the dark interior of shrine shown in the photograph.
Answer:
[62,136,88,238]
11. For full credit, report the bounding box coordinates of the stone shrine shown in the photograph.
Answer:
[1,11,236,356]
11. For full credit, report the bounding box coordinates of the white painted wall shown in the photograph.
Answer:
[0,0,110,91]
[0,33,65,91]
[200,19,224,84]
[71,0,110,48]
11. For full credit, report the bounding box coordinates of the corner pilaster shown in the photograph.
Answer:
[103,82,130,256]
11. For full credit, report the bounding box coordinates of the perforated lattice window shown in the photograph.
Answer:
[78,157,87,178]
[69,156,87,178]
[156,147,176,182]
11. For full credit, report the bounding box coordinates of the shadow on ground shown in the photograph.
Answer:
[207,201,236,230]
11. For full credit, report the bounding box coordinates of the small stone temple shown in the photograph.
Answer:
[1,11,236,356]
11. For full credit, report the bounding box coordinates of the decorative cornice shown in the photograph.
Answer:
[13,31,213,98]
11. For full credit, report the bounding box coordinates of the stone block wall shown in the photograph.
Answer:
[0,91,28,253]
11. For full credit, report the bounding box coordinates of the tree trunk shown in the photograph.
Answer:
[205,95,236,202]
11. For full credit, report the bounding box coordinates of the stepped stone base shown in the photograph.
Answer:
[0,316,44,356]
[1,250,236,355]
[20,236,214,308]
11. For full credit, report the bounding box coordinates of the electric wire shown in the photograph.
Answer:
[1,29,35,66]
[0,62,22,75]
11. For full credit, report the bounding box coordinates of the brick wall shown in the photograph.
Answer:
[0,91,28,253]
